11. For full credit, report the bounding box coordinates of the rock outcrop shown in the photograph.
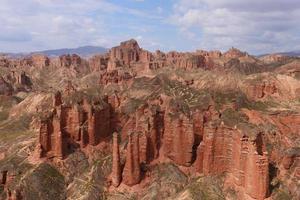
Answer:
[89,55,108,71]
[107,98,270,200]
[0,76,13,95]
[111,132,121,187]
[163,111,194,166]
[122,132,141,186]
[99,69,134,85]
[31,54,50,68]
[59,54,82,68]
[224,47,247,59]
[39,92,111,159]
[195,123,269,200]
[110,39,141,67]
[246,81,278,100]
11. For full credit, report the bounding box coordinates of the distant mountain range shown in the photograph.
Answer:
[3,45,108,58]
[34,46,108,57]
[259,50,300,57]
[275,50,300,57]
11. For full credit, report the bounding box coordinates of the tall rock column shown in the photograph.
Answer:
[122,132,141,186]
[163,112,174,157]
[111,132,121,187]
[53,115,64,159]
[244,137,269,200]
[202,122,216,175]
[172,114,194,166]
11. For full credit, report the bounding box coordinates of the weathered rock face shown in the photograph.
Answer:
[111,132,121,187]
[99,69,134,85]
[106,39,207,72]
[16,71,32,87]
[0,58,10,68]
[89,55,108,71]
[1,170,7,185]
[39,92,111,159]
[1,70,32,94]
[194,123,269,200]
[122,132,141,186]
[110,39,141,66]
[31,54,50,68]
[260,54,289,64]
[108,98,270,200]
[163,111,194,166]
[224,47,247,59]
[59,54,82,68]
[0,76,13,95]
[165,52,206,70]
[246,81,278,100]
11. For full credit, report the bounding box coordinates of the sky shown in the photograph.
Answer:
[1,0,300,54]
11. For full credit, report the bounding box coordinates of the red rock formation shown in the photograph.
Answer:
[165,52,206,70]
[64,81,76,96]
[105,39,208,72]
[0,76,13,95]
[224,47,247,59]
[31,54,50,68]
[39,92,111,159]
[0,57,10,68]
[1,171,7,185]
[194,122,269,200]
[122,132,141,186]
[53,91,63,107]
[260,54,289,64]
[99,69,134,85]
[247,81,278,100]
[59,54,81,68]
[111,132,121,187]
[134,105,163,163]
[282,148,300,170]
[163,110,195,167]
[110,39,141,66]
[89,55,108,71]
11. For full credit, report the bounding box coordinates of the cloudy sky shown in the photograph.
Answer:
[1,0,299,54]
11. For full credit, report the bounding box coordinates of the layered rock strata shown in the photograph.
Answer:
[39,92,111,159]
[122,132,141,186]
[111,132,121,187]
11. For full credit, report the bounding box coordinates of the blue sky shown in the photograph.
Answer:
[1,0,300,54]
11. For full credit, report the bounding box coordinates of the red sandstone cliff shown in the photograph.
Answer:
[122,132,141,186]
[39,92,111,159]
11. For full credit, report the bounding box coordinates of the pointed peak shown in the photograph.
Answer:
[120,39,140,49]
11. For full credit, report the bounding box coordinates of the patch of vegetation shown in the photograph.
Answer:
[294,72,300,80]
[20,163,66,200]
[221,108,249,127]
[225,188,238,199]
[0,110,9,121]
[0,152,34,196]
[0,95,21,122]
[121,98,144,114]
[0,114,33,142]
[187,176,225,200]
[237,122,261,139]
[272,188,293,200]
[140,163,188,199]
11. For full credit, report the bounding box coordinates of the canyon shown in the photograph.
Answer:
[0,39,299,200]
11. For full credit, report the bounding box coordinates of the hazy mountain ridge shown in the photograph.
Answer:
[259,50,300,57]
[2,45,108,58]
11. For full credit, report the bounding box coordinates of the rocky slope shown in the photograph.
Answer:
[0,39,299,200]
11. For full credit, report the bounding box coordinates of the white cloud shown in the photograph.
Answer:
[0,0,159,52]
[170,0,300,54]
